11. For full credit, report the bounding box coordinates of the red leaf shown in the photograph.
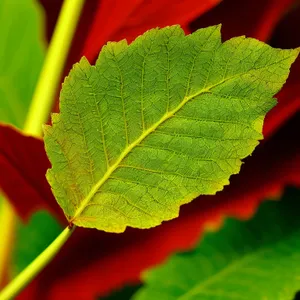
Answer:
[0,125,63,222]
[264,58,300,137]
[264,3,300,137]
[82,0,221,61]
[13,112,300,300]
[190,0,296,42]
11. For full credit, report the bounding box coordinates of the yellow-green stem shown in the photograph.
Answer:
[0,226,76,300]
[0,0,85,298]
[24,0,85,136]
[0,200,15,287]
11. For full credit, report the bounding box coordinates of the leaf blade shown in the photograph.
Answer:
[132,188,300,300]
[0,0,44,127]
[44,25,299,232]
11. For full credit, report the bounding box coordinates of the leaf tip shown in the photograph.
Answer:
[79,55,91,67]
[215,23,222,31]
[292,46,300,58]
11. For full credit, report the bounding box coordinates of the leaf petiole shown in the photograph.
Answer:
[0,226,75,300]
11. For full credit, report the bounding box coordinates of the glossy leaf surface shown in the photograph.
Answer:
[134,188,300,300]
[44,25,298,231]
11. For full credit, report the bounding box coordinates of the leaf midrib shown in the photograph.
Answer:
[177,229,300,299]
[71,81,219,221]
[177,247,270,299]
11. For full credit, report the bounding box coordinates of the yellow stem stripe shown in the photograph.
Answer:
[0,200,15,286]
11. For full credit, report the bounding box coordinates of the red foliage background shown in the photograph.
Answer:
[0,0,299,299]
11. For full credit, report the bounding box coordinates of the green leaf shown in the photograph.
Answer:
[132,188,300,300]
[0,0,44,127]
[44,25,299,232]
[12,211,62,275]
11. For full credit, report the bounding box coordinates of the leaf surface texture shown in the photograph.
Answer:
[44,25,299,231]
